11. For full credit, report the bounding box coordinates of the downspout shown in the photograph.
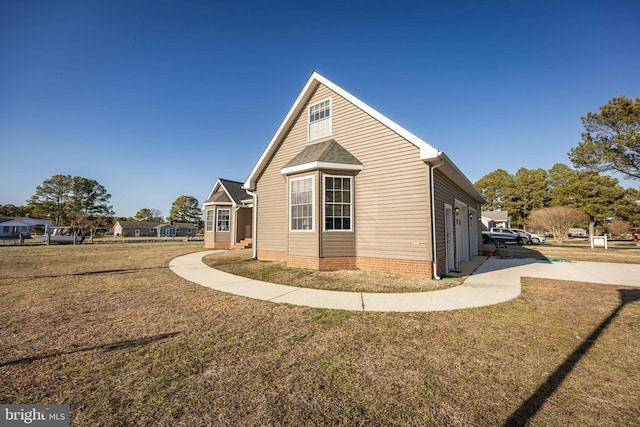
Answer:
[429,156,445,280]
[245,189,258,259]
[232,206,240,247]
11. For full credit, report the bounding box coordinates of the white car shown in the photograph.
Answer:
[509,229,545,244]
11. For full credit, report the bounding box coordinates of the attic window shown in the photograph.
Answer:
[308,99,331,141]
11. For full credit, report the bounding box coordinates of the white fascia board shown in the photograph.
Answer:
[424,151,486,204]
[205,179,223,202]
[281,161,364,175]
[311,73,441,160]
[245,71,441,189]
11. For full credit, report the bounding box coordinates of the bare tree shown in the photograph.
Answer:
[528,206,589,243]
[608,219,631,237]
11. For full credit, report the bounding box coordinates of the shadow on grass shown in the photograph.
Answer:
[0,332,182,368]
[1,266,167,280]
[503,288,640,426]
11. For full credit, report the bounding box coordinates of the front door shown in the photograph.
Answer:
[135,229,140,237]
[455,202,469,263]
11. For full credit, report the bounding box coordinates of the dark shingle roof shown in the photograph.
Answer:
[284,139,362,169]
[204,179,251,205]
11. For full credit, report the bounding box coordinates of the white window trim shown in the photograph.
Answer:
[216,208,231,232]
[323,174,353,232]
[308,97,332,142]
[205,209,215,232]
[289,175,315,232]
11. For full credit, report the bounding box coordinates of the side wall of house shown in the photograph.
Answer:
[432,168,482,274]
[255,83,433,269]
[204,204,232,249]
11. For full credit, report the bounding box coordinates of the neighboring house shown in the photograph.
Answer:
[481,210,510,230]
[203,178,253,249]
[243,72,485,278]
[112,221,197,237]
[0,217,52,239]
[568,228,588,237]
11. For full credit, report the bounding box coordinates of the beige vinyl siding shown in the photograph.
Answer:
[321,232,356,257]
[432,168,481,271]
[255,84,432,261]
[330,85,431,261]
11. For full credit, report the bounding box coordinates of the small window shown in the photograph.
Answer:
[290,176,315,231]
[217,209,230,232]
[308,99,331,141]
[324,175,353,231]
[205,210,214,232]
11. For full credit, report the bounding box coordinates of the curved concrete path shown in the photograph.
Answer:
[169,251,640,312]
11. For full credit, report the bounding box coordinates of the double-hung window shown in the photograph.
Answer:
[205,210,214,232]
[217,209,230,232]
[308,99,331,141]
[324,175,352,231]
[290,176,314,231]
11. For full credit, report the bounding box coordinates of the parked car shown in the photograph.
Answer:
[509,228,546,245]
[482,228,527,245]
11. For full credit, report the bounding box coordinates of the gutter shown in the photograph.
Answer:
[428,153,445,280]
[245,189,258,259]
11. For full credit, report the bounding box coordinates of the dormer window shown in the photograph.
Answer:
[308,98,331,141]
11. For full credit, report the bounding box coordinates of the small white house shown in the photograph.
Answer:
[480,211,510,231]
[0,217,52,239]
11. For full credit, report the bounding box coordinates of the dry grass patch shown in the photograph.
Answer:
[1,243,639,426]
[203,249,455,293]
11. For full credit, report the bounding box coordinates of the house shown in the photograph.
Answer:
[203,178,253,249]
[112,220,197,237]
[243,72,485,278]
[0,217,52,239]
[481,210,510,230]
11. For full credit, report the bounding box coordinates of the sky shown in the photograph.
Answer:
[1,0,639,218]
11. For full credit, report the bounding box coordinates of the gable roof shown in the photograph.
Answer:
[281,139,363,175]
[204,178,252,206]
[244,71,484,203]
[115,221,162,229]
[115,220,197,229]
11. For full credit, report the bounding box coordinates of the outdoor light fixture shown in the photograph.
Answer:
[469,213,473,221]
[454,207,460,215]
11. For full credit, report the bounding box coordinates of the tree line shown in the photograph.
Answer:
[476,95,640,236]
[0,174,203,235]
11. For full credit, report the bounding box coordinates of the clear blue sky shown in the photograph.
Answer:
[2,0,639,218]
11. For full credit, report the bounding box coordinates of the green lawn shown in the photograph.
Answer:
[1,242,639,426]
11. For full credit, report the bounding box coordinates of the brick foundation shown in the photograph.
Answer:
[356,256,433,277]
[257,250,287,262]
[256,250,433,277]
[318,257,357,271]
[205,241,231,249]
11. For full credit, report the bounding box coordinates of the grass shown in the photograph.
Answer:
[1,242,639,426]
[203,249,455,293]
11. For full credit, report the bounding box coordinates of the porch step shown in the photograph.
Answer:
[231,238,252,250]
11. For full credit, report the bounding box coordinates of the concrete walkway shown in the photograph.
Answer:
[169,251,640,312]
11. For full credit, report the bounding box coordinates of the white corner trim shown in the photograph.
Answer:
[281,161,363,175]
